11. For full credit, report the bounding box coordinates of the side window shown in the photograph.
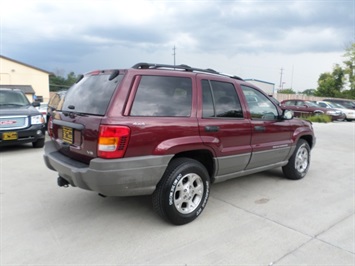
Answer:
[202,80,243,118]
[130,76,192,117]
[241,86,278,120]
[283,100,294,106]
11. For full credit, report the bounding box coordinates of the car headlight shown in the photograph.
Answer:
[31,115,44,125]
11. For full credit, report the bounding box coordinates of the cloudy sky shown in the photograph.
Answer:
[1,0,354,91]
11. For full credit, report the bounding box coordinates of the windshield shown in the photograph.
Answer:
[0,90,30,107]
[332,103,346,108]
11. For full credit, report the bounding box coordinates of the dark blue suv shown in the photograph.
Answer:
[0,88,46,148]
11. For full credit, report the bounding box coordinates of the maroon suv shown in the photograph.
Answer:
[43,63,316,225]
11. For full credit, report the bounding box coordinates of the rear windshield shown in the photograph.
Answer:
[62,73,123,115]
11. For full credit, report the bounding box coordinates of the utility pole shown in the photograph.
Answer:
[172,46,176,66]
[279,67,284,90]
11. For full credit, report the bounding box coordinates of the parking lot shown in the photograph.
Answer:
[1,122,354,265]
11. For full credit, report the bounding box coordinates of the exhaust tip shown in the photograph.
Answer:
[57,176,70,187]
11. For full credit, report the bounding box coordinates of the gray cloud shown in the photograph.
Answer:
[1,0,353,90]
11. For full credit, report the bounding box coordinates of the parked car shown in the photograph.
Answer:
[36,102,48,123]
[0,88,46,148]
[43,63,316,225]
[315,101,355,121]
[280,99,345,121]
[323,98,355,110]
[47,90,67,127]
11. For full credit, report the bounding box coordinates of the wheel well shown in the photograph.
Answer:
[173,150,215,181]
[314,110,324,114]
[300,135,314,149]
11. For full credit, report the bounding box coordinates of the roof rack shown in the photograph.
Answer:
[131,62,243,80]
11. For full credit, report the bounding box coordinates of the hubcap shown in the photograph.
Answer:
[173,173,204,214]
[295,144,309,173]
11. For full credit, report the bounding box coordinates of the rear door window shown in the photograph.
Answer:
[202,80,243,118]
[62,73,123,115]
[130,76,192,117]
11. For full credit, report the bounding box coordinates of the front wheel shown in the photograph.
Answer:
[32,138,45,148]
[152,158,210,225]
[282,139,310,180]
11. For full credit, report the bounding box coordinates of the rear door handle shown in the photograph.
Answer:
[254,126,265,132]
[205,126,219,132]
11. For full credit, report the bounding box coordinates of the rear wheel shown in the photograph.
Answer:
[282,139,310,180]
[153,158,210,225]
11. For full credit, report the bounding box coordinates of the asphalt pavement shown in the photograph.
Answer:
[1,122,354,265]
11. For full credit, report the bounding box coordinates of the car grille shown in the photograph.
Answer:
[0,116,29,130]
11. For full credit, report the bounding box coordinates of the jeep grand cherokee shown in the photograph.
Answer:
[43,63,316,225]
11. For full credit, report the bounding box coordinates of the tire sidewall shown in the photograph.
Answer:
[163,160,210,225]
[295,141,310,178]
[284,139,311,180]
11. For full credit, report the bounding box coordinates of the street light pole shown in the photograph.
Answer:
[172,46,176,66]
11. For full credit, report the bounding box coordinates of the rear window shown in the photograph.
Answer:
[130,76,192,117]
[62,73,123,115]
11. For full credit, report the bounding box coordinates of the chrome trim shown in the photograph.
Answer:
[0,115,29,130]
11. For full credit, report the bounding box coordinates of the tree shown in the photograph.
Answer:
[49,71,78,92]
[277,88,296,94]
[343,43,355,91]
[314,64,345,97]
[301,89,316,96]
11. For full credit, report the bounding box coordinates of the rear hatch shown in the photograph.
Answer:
[49,70,124,164]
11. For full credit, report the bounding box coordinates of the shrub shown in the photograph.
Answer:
[301,114,332,123]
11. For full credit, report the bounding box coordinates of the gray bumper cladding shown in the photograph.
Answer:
[43,141,173,196]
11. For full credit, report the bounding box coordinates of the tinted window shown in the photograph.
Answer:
[202,80,243,118]
[241,86,278,120]
[131,76,192,117]
[62,74,122,115]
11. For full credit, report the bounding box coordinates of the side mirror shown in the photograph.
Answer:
[32,101,40,107]
[282,109,294,120]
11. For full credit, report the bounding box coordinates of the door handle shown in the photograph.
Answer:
[205,126,219,132]
[254,126,265,132]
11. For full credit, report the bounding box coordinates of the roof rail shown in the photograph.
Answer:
[131,62,243,80]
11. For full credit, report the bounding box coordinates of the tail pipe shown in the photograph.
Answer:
[57,176,70,187]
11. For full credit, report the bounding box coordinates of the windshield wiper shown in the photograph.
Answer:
[0,103,26,106]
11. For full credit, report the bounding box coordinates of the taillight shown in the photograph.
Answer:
[48,116,53,138]
[98,125,130,159]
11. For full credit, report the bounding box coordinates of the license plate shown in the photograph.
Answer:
[62,126,73,144]
[2,131,18,140]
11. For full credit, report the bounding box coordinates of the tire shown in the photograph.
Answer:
[32,138,45,148]
[152,158,210,225]
[282,139,310,180]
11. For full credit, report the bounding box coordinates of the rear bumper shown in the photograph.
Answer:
[43,141,173,196]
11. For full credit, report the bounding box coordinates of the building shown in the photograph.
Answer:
[245,78,275,95]
[0,55,52,102]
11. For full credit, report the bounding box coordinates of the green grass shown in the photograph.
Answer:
[300,114,332,123]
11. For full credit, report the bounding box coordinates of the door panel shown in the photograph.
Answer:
[197,77,252,175]
[241,85,293,169]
